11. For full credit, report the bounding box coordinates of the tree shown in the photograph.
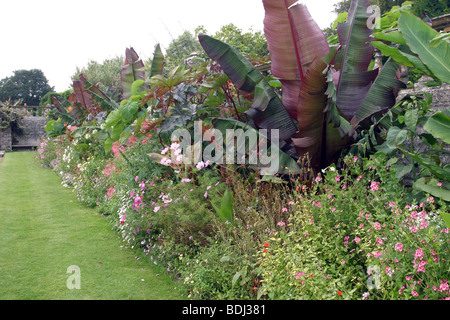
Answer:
[72,56,124,101]
[163,25,270,72]
[0,69,53,106]
[164,30,203,72]
[411,0,449,17]
[212,24,269,58]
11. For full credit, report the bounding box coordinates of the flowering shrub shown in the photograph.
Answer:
[256,155,449,300]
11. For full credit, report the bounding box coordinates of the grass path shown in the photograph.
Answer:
[0,151,183,300]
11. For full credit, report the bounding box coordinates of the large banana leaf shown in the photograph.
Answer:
[262,0,329,119]
[355,58,406,125]
[149,44,164,78]
[73,79,93,112]
[198,33,298,142]
[335,0,377,121]
[398,12,450,84]
[121,47,146,99]
[423,109,450,144]
[292,58,354,170]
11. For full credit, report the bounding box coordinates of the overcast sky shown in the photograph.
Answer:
[0,0,340,92]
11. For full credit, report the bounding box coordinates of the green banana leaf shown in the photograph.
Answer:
[398,12,450,84]
[212,188,235,225]
[413,178,450,202]
[121,47,147,100]
[198,34,298,142]
[335,0,378,121]
[398,147,450,182]
[423,110,450,144]
[149,44,164,78]
[355,58,406,125]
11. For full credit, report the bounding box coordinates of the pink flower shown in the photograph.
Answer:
[412,290,419,297]
[335,176,341,182]
[153,206,160,213]
[419,220,428,229]
[354,236,361,243]
[410,225,418,233]
[370,181,380,191]
[277,221,286,226]
[394,242,403,252]
[282,207,288,212]
[196,161,205,170]
[374,222,381,230]
[414,248,424,260]
[353,156,359,163]
[161,147,169,155]
[140,181,145,190]
[440,281,449,292]
[373,251,382,258]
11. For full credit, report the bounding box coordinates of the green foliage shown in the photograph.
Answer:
[0,99,24,133]
[411,0,449,17]
[164,31,204,72]
[0,69,54,106]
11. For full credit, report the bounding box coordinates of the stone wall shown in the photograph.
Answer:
[0,116,47,150]
[12,116,47,148]
[0,126,12,150]
[397,75,450,111]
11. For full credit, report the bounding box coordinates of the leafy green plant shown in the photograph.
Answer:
[0,99,24,134]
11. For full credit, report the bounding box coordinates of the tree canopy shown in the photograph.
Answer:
[0,69,53,106]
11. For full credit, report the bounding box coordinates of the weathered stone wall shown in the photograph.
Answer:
[12,116,47,148]
[397,76,450,112]
[0,127,12,150]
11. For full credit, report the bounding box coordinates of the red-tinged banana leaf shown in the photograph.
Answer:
[121,47,146,99]
[66,93,84,120]
[292,57,353,170]
[354,58,406,126]
[262,0,329,119]
[336,0,376,121]
[149,44,164,78]
[73,80,93,111]
[198,33,298,142]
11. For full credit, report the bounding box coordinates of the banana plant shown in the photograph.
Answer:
[199,0,405,173]
[121,47,147,100]
[372,12,450,84]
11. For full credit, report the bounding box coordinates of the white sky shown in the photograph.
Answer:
[0,0,340,92]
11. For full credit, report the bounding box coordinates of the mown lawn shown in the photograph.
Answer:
[0,151,184,300]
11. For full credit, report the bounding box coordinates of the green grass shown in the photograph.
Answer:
[0,151,184,300]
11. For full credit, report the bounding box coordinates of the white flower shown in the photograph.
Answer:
[196,161,205,170]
